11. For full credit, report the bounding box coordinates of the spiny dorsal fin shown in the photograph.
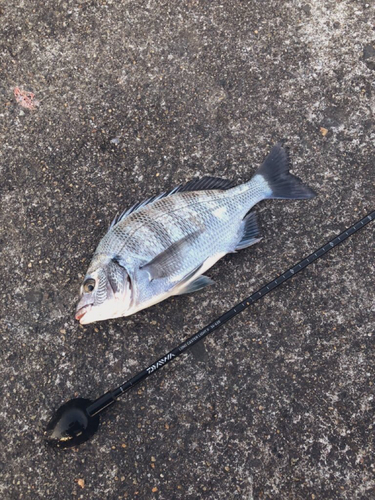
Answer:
[110,176,234,228]
[176,176,235,193]
[110,185,182,228]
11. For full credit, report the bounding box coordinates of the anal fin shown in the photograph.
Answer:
[235,212,261,251]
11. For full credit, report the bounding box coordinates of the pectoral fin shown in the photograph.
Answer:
[174,275,215,295]
[140,229,204,280]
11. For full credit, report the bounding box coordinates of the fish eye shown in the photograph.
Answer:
[83,278,96,293]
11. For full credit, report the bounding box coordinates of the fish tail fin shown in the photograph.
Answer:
[254,141,316,200]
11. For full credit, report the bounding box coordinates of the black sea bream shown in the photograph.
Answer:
[75,142,315,324]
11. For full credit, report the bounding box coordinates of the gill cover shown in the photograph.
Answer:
[75,256,132,324]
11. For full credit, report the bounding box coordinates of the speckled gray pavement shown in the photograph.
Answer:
[1,1,374,499]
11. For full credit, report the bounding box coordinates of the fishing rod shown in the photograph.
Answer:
[45,210,375,449]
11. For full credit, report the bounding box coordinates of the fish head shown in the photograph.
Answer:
[75,256,132,324]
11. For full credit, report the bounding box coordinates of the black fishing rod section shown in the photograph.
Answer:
[45,210,375,449]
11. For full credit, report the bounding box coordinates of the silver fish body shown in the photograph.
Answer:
[76,143,315,324]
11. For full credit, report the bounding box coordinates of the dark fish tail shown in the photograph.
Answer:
[256,142,316,200]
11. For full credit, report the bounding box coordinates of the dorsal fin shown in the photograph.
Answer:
[176,176,235,192]
[110,186,180,228]
[110,176,234,228]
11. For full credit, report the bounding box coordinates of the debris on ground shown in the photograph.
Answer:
[14,87,40,110]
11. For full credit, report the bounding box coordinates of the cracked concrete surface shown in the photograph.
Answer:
[1,1,374,499]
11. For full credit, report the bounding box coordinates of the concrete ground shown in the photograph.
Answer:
[1,1,374,499]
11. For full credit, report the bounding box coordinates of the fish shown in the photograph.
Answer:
[75,142,315,324]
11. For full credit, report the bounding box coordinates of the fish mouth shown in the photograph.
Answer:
[75,304,92,323]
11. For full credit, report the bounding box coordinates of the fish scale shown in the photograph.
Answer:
[76,143,315,324]
[102,188,255,261]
